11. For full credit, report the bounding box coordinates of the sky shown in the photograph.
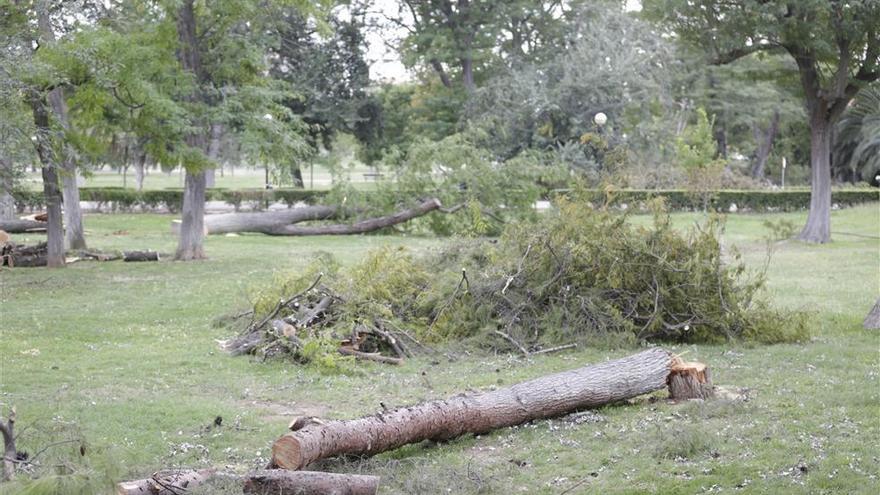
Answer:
[363,0,644,83]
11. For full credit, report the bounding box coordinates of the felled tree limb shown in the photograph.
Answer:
[0,219,46,233]
[116,469,216,495]
[243,470,380,495]
[263,199,442,236]
[197,205,338,235]
[272,348,675,470]
[123,250,160,262]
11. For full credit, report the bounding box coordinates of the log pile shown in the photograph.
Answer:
[1,241,48,267]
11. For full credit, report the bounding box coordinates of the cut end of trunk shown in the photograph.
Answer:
[271,434,306,470]
[668,359,714,400]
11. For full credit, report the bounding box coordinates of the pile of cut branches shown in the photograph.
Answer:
[221,196,809,365]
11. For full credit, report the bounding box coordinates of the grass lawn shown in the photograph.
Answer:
[1,204,878,494]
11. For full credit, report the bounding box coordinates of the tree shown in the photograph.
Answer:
[833,84,880,185]
[644,0,880,243]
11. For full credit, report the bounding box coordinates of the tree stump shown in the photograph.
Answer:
[667,359,714,400]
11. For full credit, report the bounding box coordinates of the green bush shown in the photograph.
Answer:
[231,196,809,368]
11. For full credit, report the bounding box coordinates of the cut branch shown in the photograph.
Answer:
[243,470,380,495]
[265,199,442,236]
[272,348,676,470]
[0,219,46,233]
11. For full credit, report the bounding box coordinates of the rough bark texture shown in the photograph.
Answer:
[243,470,380,495]
[0,157,15,220]
[272,348,673,470]
[0,219,46,233]
[38,8,86,250]
[668,360,714,400]
[864,298,880,330]
[200,205,338,235]
[0,409,15,482]
[116,469,215,495]
[1,242,48,267]
[265,199,442,236]
[30,94,65,268]
[173,0,209,261]
[175,170,207,260]
[798,111,833,243]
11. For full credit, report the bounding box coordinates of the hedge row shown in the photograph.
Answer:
[559,188,880,212]
[12,186,879,213]
[12,187,327,213]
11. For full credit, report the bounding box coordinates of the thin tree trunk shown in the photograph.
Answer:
[30,96,65,268]
[272,348,673,470]
[429,58,453,88]
[798,110,833,243]
[750,110,780,179]
[205,123,222,188]
[134,151,146,192]
[461,57,475,92]
[0,157,15,220]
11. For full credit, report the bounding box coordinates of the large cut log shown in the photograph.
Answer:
[0,219,46,233]
[1,242,47,267]
[272,348,674,470]
[264,199,442,236]
[243,470,380,495]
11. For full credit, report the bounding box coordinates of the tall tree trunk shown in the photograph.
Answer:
[291,166,304,188]
[750,110,781,179]
[134,151,146,192]
[30,96,65,268]
[38,5,86,250]
[460,57,475,92]
[798,110,833,243]
[174,0,208,260]
[0,157,15,220]
[176,170,207,260]
[429,59,452,88]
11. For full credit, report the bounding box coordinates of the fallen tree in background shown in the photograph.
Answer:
[176,198,442,236]
[0,218,46,233]
[271,348,702,470]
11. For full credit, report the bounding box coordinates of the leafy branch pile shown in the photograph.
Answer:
[222,198,808,367]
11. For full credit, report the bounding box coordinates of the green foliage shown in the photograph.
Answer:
[834,84,880,184]
[676,108,727,208]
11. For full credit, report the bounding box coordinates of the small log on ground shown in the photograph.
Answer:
[338,346,403,365]
[116,468,216,495]
[863,298,880,330]
[667,359,714,400]
[0,219,46,233]
[123,250,160,262]
[243,470,380,495]
[272,348,674,470]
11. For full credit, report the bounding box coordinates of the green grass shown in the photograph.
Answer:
[1,205,878,494]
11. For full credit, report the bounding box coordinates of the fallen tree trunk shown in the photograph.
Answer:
[264,199,442,236]
[185,199,442,236]
[243,470,380,495]
[0,219,46,233]
[197,205,338,235]
[272,348,674,470]
[123,250,160,262]
[1,242,47,267]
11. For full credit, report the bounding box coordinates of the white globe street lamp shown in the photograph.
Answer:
[593,112,607,126]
